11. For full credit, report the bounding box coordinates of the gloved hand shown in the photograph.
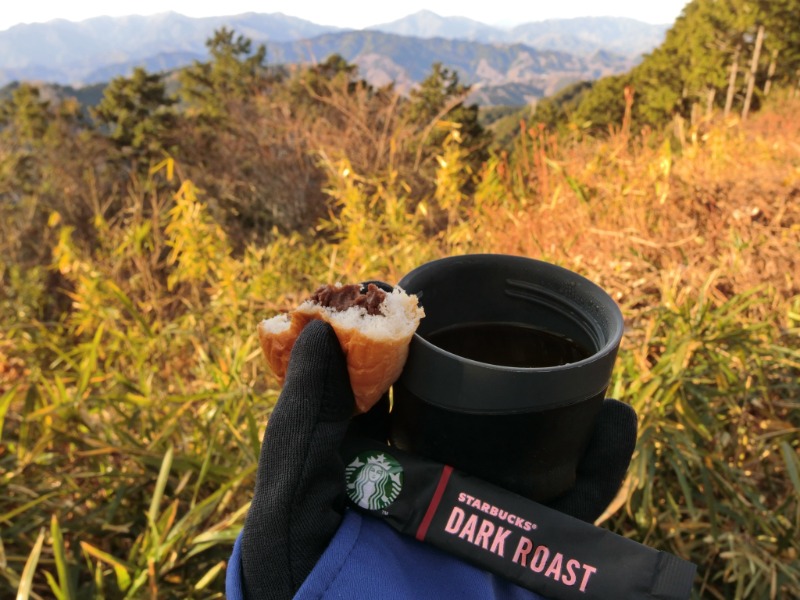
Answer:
[239,320,637,600]
[240,320,355,599]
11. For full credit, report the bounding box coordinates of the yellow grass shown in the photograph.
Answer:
[1,95,798,598]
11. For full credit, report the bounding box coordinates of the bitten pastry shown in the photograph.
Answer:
[258,283,424,413]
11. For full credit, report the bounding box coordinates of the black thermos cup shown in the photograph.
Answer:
[390,254,624,503]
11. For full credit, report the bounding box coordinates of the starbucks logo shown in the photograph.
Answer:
[345,451,404,511]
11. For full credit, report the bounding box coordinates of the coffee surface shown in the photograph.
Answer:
[425,323,591,368]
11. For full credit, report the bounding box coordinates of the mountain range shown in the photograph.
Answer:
[368,11,667,57]
[0,11,669,106]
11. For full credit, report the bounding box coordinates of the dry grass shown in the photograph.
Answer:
[1,94,798,599]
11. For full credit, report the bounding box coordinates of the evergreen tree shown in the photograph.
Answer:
[308,54,358,83]
[402,63,490,178]
[1,83,89,198]
[179,28,269,122]
[92,67,177,161]
[572,74,635,133]
[753,0,800,86]
[0,83,51,142]
[1,84,53,203]
[176,32,323,242]
[538,0,800,133]
[1,82,120,267]
[532,80,594,131]
[286,54,366,118]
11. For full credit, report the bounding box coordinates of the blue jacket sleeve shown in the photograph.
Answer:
[227,531,245,600]
[227,509,546,599]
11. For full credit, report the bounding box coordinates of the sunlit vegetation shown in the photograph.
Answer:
[1,4,799,598]
[534,0,800,133]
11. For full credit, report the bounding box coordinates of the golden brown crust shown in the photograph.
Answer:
[257,289,422,413]
[257,310,314,389]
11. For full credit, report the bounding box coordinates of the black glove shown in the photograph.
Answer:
[240,320,637,599]
[241,320,354,599]
[547,398,637,522]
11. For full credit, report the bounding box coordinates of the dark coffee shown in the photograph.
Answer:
[426,323,591,368]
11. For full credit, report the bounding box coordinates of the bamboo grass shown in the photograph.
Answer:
[1,98,798,599]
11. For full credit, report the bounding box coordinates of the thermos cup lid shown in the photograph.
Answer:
[396,254,624,414]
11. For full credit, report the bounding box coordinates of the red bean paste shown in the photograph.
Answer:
[310,283,387,316]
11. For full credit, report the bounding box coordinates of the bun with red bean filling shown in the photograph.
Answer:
[257,283,424,413]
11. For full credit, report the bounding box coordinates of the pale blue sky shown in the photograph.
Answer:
[1,1,691,32]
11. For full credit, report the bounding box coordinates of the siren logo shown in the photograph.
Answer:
[345,451,404,511]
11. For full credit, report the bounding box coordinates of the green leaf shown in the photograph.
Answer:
[43,571,66,600]
[780,441,800,496]
[1,491,59,523]
[104,280,154,338]
[194,560,225,590]
[17,528,45,600]
[0,384,17,444]
[51,514,74,600]
[148,444,174,527]
[80,541,131,592]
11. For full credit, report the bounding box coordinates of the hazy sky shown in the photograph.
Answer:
[1,1,691,32]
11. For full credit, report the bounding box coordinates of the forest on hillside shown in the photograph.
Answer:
[1,30,488,252]
[535,0,800,132]
[1,0,799,598]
